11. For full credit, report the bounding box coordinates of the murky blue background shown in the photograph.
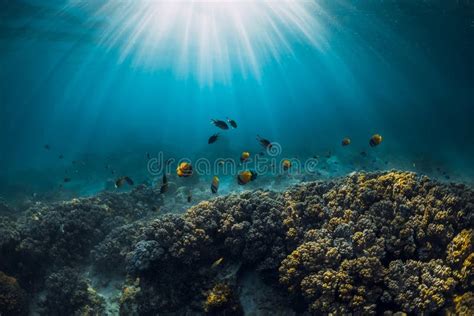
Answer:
[0,0,473,199]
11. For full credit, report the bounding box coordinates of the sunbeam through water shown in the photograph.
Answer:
[87,0,329,84]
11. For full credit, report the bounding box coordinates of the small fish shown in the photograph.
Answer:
[160,174,168,194]
[211,176,219,194]
[256,135,272,150]
[258,151,265,156]
[151,206,160,212]
[211,257,224,268]
[44,144,50,150]
[282,159,292,171]
[63,177,72,183]
[210,119,229,130]
[369,134,383,147]
[240,151,250,163]
[217,160,225,166]
[115,176,134,188]
[72,160,77,165]
[227,118,237,128]
[208,133,220,144]
[146,152,151,160]
[187,192,192,203]
[360,151,367,157]
[237,170,257,185]
[58,154,64,159]
[342,138,351,146]
[176,162,193,177]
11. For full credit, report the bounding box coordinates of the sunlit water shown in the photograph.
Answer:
[0,0,473,204]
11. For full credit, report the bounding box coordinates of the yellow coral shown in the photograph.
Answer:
[447,229,473,266]
[453,292,474,316]
[204,283,232,312]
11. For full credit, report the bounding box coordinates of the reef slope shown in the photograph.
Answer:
[0,171,473,315]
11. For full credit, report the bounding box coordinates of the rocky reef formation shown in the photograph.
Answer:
[0,171,473,315]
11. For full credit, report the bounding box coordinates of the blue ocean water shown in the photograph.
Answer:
[0,0,473,202]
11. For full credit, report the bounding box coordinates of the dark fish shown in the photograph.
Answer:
[342,138,351,146]
[115,176,134,188]
[58,154,64,159]
[187,192,192,203]
[256,135,272,149]
[211,176,219,194]
[44,144,50,150]
[208,133,220,144]
[63,177,71,183]
[227,117,237,128]
[160,174,168,194]
[360,151,367,157]
[369,134,383,147]
[211,119,229,130]
[146,152,151,160]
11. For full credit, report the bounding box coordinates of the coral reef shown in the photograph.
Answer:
[0,271,27,316]
[38,268,105,316]
[0,171,473,314]
[204,283,242,314]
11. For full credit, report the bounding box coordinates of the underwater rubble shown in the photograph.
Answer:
[0,171,473,315]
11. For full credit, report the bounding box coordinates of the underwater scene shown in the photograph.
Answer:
[0,0,473,315]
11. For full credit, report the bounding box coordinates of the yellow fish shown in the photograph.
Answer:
[282,159,292,171]
[369,134,383,147]
[211,257,224,268]
[176,162,193,177]
[237,170,257,185]
[211,176,219,194]
[240,151,250,163]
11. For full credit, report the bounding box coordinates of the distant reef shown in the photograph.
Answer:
[1,171,473,315]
